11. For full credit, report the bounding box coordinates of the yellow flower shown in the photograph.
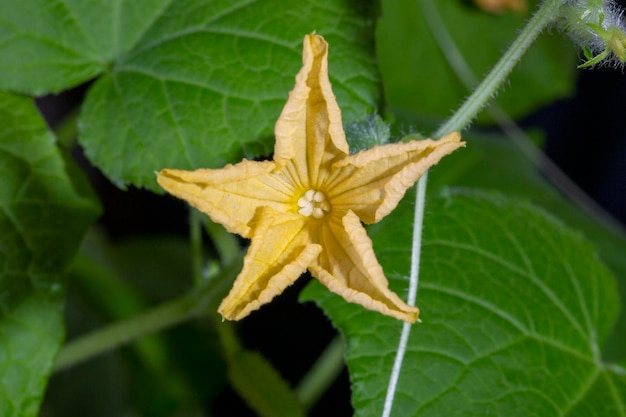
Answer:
[157,34,463,323]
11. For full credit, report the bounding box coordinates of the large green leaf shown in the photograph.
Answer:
[302,191,624,416]
[0,93,100,417]
[81,0,379,191]
[426,132,626,283]
[0,0,172,95]
[376,0,576,126]
[426,133,626,362]
[0,0,380,191]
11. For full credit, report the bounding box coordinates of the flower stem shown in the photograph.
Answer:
[383,1,563,415]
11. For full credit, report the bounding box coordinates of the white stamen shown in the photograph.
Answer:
[313,191,324,202]
[297,189,330,218]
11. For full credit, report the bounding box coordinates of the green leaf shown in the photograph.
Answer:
[0,0,172,95]
[426,134,626,275]
[82,0,378,190]
[0,92,100,416]
[302,191,624,416]
[376,0,576,126]
[426,133,626,362]
[0,0,379,190]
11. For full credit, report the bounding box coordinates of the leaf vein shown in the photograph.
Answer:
[429,239,591,344]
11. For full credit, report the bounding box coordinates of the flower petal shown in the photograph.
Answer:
[273,34,349,188]
[327,132,463,224]
[218,207,321,320]
[157,160,296,238]
[310,210,418,322]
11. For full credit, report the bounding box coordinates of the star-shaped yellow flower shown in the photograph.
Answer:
[158,34,463,323]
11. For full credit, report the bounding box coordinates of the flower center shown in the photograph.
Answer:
[297,189,331,219]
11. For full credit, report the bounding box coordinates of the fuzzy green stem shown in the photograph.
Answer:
[424,0,623,231]
[383,1,564,416]
[434,0,563,138]
[382,171,427,417]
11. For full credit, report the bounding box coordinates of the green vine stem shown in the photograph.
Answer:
[54,292,200,372]
[434,0,563,138]
[55,257,239,372]
[382,0,564,416]
[423,0,624,232]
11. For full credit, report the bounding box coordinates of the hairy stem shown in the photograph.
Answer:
[434,0,563,137]
[383,0,563,415]
[382,171,427,417]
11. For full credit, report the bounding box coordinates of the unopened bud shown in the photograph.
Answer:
[558,0,626,68]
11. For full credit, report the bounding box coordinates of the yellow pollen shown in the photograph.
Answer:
[297,189,330,219]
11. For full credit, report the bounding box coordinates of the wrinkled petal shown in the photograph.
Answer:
[273,34,348,188]
[158,160,296,238]
[218,207,321,320]
[310,210,418,322]
[327,132,463,224]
